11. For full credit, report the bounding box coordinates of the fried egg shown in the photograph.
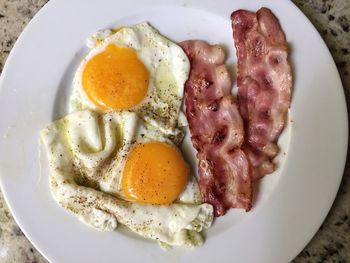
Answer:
[40,110,212,247]
[70,22,190,135]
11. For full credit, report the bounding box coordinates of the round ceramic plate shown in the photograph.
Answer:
[0,0,347,262]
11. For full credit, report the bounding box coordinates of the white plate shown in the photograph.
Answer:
[0,0,347,262]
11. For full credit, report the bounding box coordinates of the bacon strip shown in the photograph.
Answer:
[180,40,252,216]
[231,8,292,180]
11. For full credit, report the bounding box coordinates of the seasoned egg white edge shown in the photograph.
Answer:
[40,110,213,247]
[64,110,138,196]
[126,22,190,134]
[86,29,113,49]
[40,120,119,232]
[178,176,202,204]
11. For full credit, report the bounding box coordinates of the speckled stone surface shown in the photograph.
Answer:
[0,0,349,262]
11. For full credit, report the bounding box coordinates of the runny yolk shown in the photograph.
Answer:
[82,44,149,110]
[121,142,189,205]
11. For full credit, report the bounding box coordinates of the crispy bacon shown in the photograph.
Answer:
[231,7,292,180]
[181,40,252,216]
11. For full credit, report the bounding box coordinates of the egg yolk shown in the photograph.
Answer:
[82,44,149,110]
[122,142,189,205]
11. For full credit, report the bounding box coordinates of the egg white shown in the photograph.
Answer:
[40,110,212,247]
[70,22,190,136]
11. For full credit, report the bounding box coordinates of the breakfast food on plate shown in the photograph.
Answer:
[180,40,252,216]
[231,8,292,180]
[40,110,213,247]
[40,6,292,247]
[70,22,190,136]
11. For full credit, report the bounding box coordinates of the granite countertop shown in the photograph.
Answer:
[0,0,349,262]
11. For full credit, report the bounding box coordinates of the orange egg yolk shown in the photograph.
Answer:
[82,44,149,110]
[121,142,189,205]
